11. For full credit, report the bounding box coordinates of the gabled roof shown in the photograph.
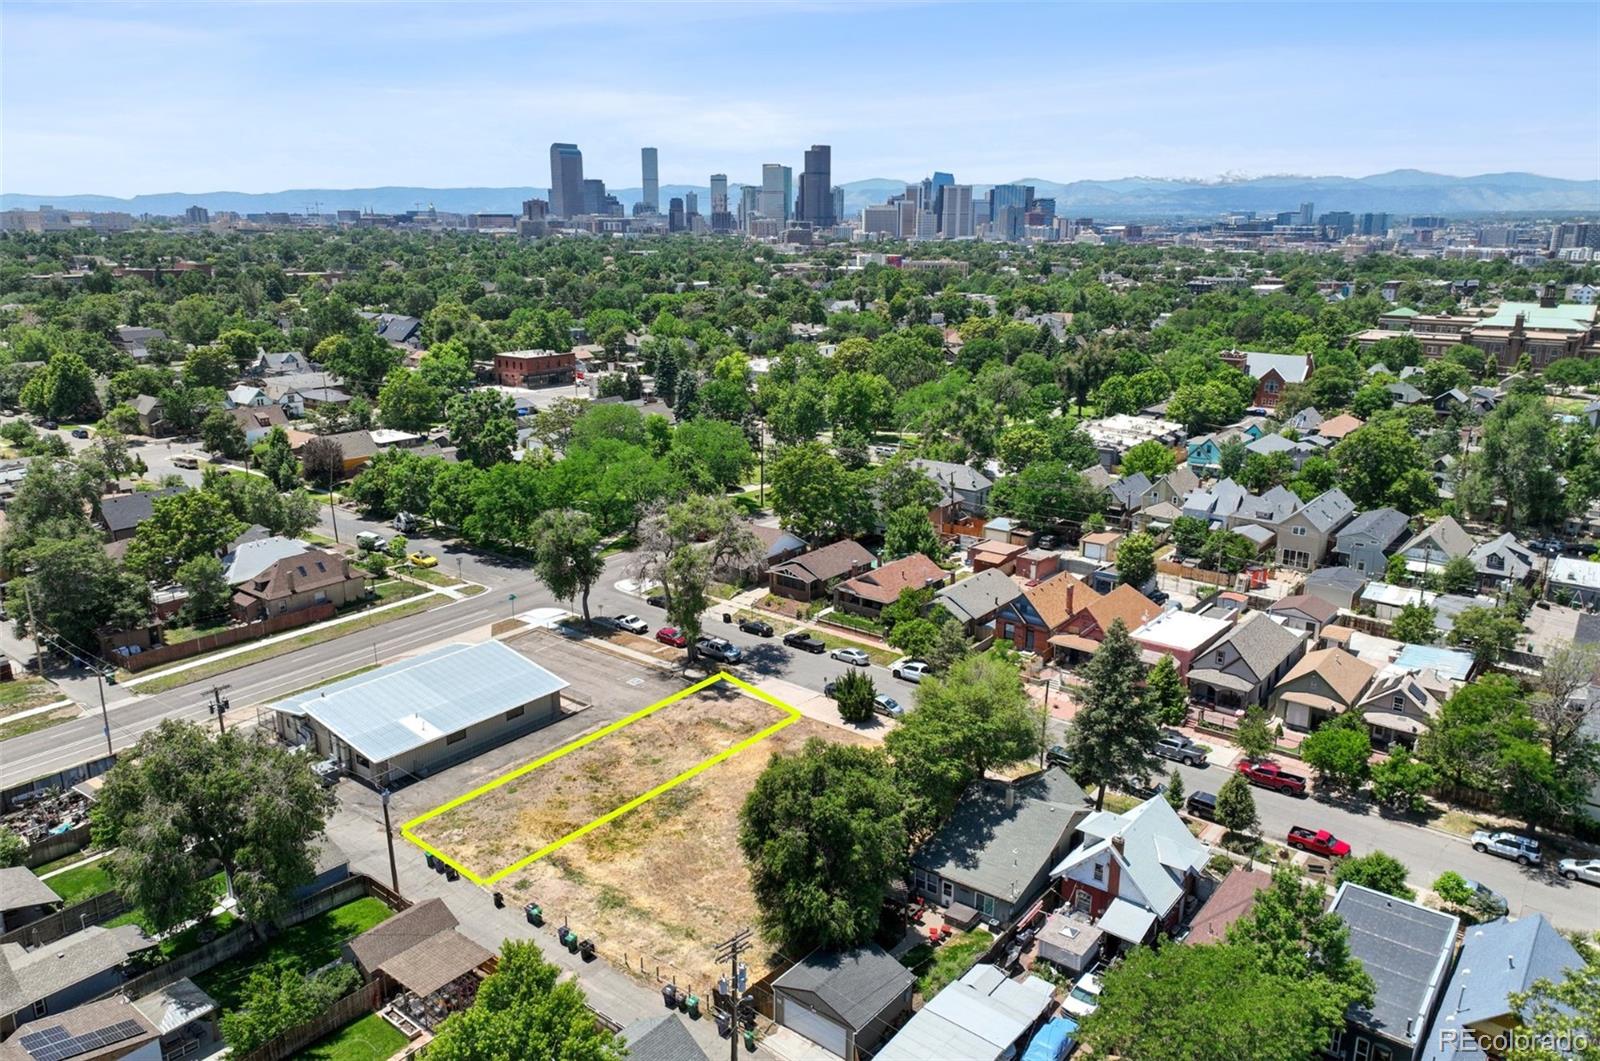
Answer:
[1160,465,1200,496]
[1050,796,1208,918]
[233,548,356,605]
[227,404,288,431]
[0,866,60,912]
[1315,413,1364,440]
[346,897,455,973]
[937,568,1024,624]
[0,923,153,1016]
[1306,565,1367,591]
[1330,884,1458,1051]
[835,553,944,605]
[1267,593,1340,624]
[1285,407,1323,431]
[1108,472,1152,509]
[1244,433,1302,457]
[773,943,915,1034]
[1337,507,1410,549]
[1235,485,1300,525]
[1386,381,1428,404]
[313,429,378,460]
[221,535,312,584]
[1014,572,1092,630]
[1195,613,1305,685]
[1400,516,1475,559]
[1469,533,1534,581]
[130,394,162,416]
[1292,488,1356,532]
[910,458,992,495]
[621,1015,709,1061]
[772,539,875,584]
[1422,914,1582,1061]
[746,523,807,561]
[1278,646,1376,704]
[1233,350,1312,384]
[1184,867,1272,946]
[913,769,1089,902]
[99,486,185,535]
[1066,584,1161,639]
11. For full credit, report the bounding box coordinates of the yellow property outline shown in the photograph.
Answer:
[400,672,800,886]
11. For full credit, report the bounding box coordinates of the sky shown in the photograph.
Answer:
[3,1,1598,196]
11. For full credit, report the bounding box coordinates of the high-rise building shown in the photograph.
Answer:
[684,191,698,218]
[797,145,834,228]
[709,174,728,214]
[549,143,584,218]
[939,185,974,238]
[640,148,659,214]
[668,197,685,233]
[1033,197,1057,222]
[831,187,845,227]
[989,184,1033,221]
[759,164,789,220]
[184,205,209,224]
[783,167,793,222]
[1551,222,1600,251]
[1359,212,1391,237]
[1298,201,1314,226]
[582,179,608,216]
[1318,211,1355,238]
[738,185,760,229]
[862,204,900,237]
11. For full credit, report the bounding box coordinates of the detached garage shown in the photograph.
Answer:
[772,943,914,1060]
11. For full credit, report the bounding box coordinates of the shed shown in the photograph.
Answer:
[772,943,914,1059]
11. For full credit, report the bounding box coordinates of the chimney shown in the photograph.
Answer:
[1539,283,1558,309]
[1110,834,1126,856]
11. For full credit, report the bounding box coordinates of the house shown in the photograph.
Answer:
[1285,407,1323,433]
[1547,555,1600,607]
[1393,643,1475,685]
[1182,866,1272,946]
[0,868,60,934]
[128,394,168,436]
[97,486,186,542]
[1014,549,1060,582]
[1220,349,1313,408]
[1333,508,1411,576]
[771,944,914,1060]
[966,539,1026,574]
[1361,582,1437,622]
[769,539,875,603]
[1151,465,1200,504]
[220,535,312,585]
[1049,795,1209,944]
[1303,565,1368,611]
[1387,380,1429,406]
[1266,593,1341,637]
[111,324,166,360]
[832,553,946,619]
[1244,432,1314,469]
[1130,610,1233,677]
[744,524,807,577]
[909,768,1090,926]
[1356,665,1450,750]
[1275,488,1356,571]
[1080,415,1185,470]
[1106,474,1154,520]
[911,459,992,515]
[270,641,568,786]
[1049,584,1162,664]
[225,384,269,408]
[1182,478,1250,526]
[249,350,315,376]
[293,429,378,476]
[297,386,353,409]
[936,568,1024,637]
[875,965,1056,1061]
[0,981,220,1061]
[1398,516,1475,576]
[1328,884,1458,1061]
[492,349,576,387]
[1185,434,1228,474]
[226,403,289,444]
[230,547,367,622]
[993,572,1093,659]
[621,1015,709,1061]
[345,898,460,979]
[1132,499,1184,534]
[1270,647,1377,731]
[1422,914,1584,1061]
[1184,612,1308,710]
[1314,413,1365,441]
[0,923,154,1034]
[1080,531,1122,564]
[369,312,423,347]
[1467,533,1534,591]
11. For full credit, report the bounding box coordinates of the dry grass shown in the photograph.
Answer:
[415,687,867,992]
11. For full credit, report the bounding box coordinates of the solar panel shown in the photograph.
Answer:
[23,1020,144,1061]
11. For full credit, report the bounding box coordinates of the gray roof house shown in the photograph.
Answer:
[0,868,60,934]
[1386,380,1429,405]
[1468,533,1535,590]
[772,943,915,1059]
[1182,478,1249,525]
[1422,914,1583,1061]
[910,768,1090,927]
[97,486,186,542]
[1151,465,1200,504]
[876,964,1056,1061]
[1107,472,1154,517]
[1304,565,1369,610]
[1333,507,1412,577]
[1184,611,1308,710]
[1399,516,1475,575]
[1229,484,1301,533]
[1275,488,1357,571]
[620,1015,709,1061]
[936,568,1024,636]
[1285,406,1324,432]
[911,459,992,514]
[1266,592,1341,636]
[1328,883,1458,1061]
[0,923,153,1034]
[1244,432,1314,468]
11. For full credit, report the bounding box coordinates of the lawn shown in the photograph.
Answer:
[160,620,234,646]
[0,705,81,741]
[819,609,885,636]
[910,929,994,998]
[195,897,393,1014]
[301,1012,410,1061]
[811,630,898,668]
[0,676,60,715]
[402,566,466,588]
[44,860,115,902]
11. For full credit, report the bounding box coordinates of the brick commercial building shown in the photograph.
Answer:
[493,349,576,387]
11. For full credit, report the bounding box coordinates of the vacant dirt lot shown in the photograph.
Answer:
[415,681,866,993]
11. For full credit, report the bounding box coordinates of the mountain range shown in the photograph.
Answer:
[5,171,1596,220]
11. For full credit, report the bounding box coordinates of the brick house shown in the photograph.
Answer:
[231,547,367,622]
[769,540,875,603]
[833,553,947,619]
[1047,584,1163,664]
[493,349,576,387]
[993,572,1092,659]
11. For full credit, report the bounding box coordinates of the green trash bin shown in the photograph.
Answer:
[685,994,700,1019]
[744,1028,756,1051]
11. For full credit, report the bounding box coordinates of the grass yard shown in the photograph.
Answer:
[819,609,885,636]
[402,566,466,588]
[371,580,428,604]
[44,860,115,902]
[301,1012,411,1061]
[0,704,81,741]
[160,621,234,646]
[0,676,60,716]
[910,929,994,998]
[195,897,393,1014]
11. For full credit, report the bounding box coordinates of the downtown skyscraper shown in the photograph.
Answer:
[549,143,584,218]
[640,147,659,214]
[796,144,834,228]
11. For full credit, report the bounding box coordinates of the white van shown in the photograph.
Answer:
[356,531,388,552]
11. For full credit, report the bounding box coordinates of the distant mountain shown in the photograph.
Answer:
[5,170,1595,220]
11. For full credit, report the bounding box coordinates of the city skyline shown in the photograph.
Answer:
[3,1,1597,196]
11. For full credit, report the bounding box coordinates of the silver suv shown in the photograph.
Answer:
[1471,830,1542,866]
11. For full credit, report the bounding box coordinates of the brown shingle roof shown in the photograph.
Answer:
[1268,593,1340,624]
[1021,571,1092,630]
[233,547,356,605]
[772,539,874,584]
[1278,646,1376,704]
[1072,584,1161,638]
[834,553,945,605]
[1316,413,1364,440]
[1185,868,1272,945]
[346,898,456,974]
[376,929,494,997]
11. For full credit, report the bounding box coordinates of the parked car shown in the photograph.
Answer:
[1152,735,1206,767]
[1185,791,1218,821]
[695,637,742,664]
[873,694,904,718]
[1062,971,1103,1018]
[1458,878,1509,916]
[892,660,931,683]
[356,531,388,552]
[738,618,774,637]
[645,594,667,609]
[407,551,437,568]
[591,616,622,632]
[1147,590,1170,605]
[1286,827,1351,859]
[615,615,649,635]
[1558,858,1600,885]
[823,679,839,699]
[393,511,420,533]
[830,646,870,666]
[1046,745,1072,769]
[171,454,199,469]
[783,630,826,654]
[656,627,687,648]
[1527,537,1564,557]
[41,420,57,430]
[1471,830,1542,866]
[1236,759,1308,796]
[70,427,89,439]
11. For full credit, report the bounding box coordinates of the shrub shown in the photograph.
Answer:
[834,669,877,724]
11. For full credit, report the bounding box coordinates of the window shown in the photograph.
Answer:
[446,730,466,745]
[1487,553,1504,570]
[1374,1046,1393,1061]
[1092,861,1105,883]
[1392,694,1404,711]
[1292,525,1308,536]
[356,755,370,767]
[978,893,997,918]
[1352,1037,1371,1061]
[31,1000,47,1018]
[1265,380,1279,394]
[1215,651,1226,665]
[1329,1029,1346,1056]
[505,705,525,721]
[1073,889,1092,914]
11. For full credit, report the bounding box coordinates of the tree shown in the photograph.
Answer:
[1300,716,1372,792]
[1390,602,1438,645]
[1447,605,1524,666]
[1333,420,1433,512]
[1439,554,1478,594]
[1234,706,1276,761]
[124,490,245,583]
[530,510,605,624]
[1116,531,1156,589]
[882,504,942,561]
[833,669,877,723]
[183,345,233,389]
[884,653,1039,838]
[254,427,300,490]
[1229,865,1373,999]
[19,351,96,420]
[1216,767,1260,836]
[10,533,150,648]
[0,828,26,868]
[92,720,336,931]
[1432,870,1477,908]
[220,961,360,1055]
[1120,438,1177,479]
[1333,850,1414,899]
[426,940,622,1061]
[1142,655,1188,727]
[301,436,344,486]
[768,442,873,540]
[1528,642,1600,786]
[1368,749,1436,812]
[1171,514,1210,558]
[199,409,248,459]
[740,740,907,953]
[167,294,223,346]
[377,368,443,431]
[1164,767,1185,812]
[417,340,476,393]
[633,496,761,650]
[1062,620,1158,810]
[1078,941,1359,1061]
[177,555,231,625]
[99,403,143,436]
[668,418,750,493]
[446,389,518,468]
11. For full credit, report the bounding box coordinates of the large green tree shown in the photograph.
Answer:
[20,351,97,419]
[768,441,873,540]
[426,941,622,1061]
[124,489,245,582]
[530,509,605,624]
[1062,619,1158,810]
[446,389,518,468]
[377,368,443,431]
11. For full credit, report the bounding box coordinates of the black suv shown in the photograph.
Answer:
[1185,791,1218,821]
[739,618,774,637]
[783,631,826,654]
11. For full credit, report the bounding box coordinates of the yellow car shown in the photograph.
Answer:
[407,551,438,568]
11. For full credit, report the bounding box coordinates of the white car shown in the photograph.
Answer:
[1559,858,1600,885]
[830,647,869,666]
[616,614,649,635]
[892,660,931,683]
[1062,971,1102,1018]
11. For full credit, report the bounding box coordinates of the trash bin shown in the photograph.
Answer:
[579,938,596,961]
[685,994,700,1019]
[744,1028,756,1051]
[716,1013,731,1037]
[525,903,543,926]
[492,891,504,908]
[662,984,678,1009]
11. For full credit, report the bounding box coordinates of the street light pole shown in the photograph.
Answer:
[380,789,401,895]
[326,465,340,544]
[95,670,113,758]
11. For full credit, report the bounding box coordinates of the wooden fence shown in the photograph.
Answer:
[238,979,384,1061]
[1156,560,1236,588]
[0,888,128,947]
[22,823,93,868]
[120,603,338,672]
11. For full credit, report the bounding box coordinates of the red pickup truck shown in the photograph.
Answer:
[1287,827,1351,858]
[1236,759,1308,796]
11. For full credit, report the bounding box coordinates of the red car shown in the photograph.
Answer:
[655,627,687,648]
[1236,759,1308,796]
[1287,826,1351,858]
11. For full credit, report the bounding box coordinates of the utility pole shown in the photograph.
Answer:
[380,789,401,895]
[1038,678,1052,769]
[20,581,43,677]
[94,669,113,758]
[206,685,232,734]
[714,927,752,1060]
[326,464,340,544]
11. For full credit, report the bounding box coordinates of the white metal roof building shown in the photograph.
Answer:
[270,641,568,786]
[875,965,1055,1061]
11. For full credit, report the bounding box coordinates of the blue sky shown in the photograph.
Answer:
[4,1,1597,195]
